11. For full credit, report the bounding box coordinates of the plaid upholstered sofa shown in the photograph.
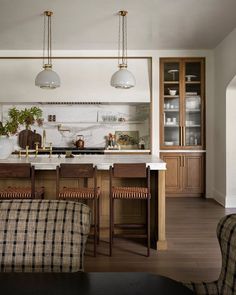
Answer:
[185,214,236,295]
[0,200,91,272]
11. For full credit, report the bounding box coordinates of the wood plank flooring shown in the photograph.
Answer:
[84,197,236,282]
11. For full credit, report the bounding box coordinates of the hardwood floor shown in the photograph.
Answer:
[84,197,236,282]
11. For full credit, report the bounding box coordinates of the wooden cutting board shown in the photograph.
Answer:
[18,129,42,149]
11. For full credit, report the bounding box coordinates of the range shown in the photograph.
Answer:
[49,147,104,155]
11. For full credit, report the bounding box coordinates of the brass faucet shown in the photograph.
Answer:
[35,142,39,158]
[25,145,29,159]
[49,142,53,158]
[18,150,22,158]
[42,129,46,150]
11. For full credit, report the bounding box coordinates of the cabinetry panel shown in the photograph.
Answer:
[160,152,205,197]
[161,154,182,193]
[183,154,204,193]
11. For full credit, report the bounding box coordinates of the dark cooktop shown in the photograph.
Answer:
[49,147,105,155]
[52,147,104,151]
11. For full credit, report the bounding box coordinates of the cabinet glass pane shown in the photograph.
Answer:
[163,62,180,146]
[184,62,201,146]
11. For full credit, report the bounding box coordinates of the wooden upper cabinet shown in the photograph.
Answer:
[160,58,205,150]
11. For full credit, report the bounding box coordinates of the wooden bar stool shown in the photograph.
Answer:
[56,164,100,257]
[0,163,44,199]
[109,163,151,257]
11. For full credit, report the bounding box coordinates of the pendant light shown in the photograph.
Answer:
[110,11,135,89]
[35,11,60,89]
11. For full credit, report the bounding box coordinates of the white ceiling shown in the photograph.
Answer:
[0,0,236,50]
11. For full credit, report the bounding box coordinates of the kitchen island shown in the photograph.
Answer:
[0,154,166,250]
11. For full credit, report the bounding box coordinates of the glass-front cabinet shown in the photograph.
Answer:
[160,58,205,149]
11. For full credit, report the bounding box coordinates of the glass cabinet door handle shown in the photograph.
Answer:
[180,126,183,146]
[183,126,186,146]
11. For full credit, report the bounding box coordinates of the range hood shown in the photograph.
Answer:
[0,57,151,103]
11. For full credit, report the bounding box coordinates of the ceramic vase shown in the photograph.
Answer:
[0,136,13,159]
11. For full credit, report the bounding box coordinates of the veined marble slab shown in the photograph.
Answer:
[104,149,151,153]
[1,155,166,171]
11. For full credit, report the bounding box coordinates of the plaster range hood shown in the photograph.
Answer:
[0,58,151,103]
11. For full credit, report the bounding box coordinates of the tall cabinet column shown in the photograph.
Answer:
[160,57,205,197]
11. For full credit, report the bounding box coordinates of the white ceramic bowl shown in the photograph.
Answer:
[169,89,177,96]
[164,141,174,146]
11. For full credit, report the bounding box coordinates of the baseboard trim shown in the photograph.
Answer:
[213,189,225,207]
[225,195,236,208]
[213,189,236,208]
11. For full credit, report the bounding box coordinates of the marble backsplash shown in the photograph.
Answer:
[1,103,150,149]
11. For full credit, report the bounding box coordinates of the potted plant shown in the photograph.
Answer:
[0,106,43,159]
[7,106,43,130]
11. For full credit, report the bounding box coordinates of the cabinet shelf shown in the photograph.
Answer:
[164,81,179,84]
[164,124,179,127]
[164,95,179,98]
[186,109,200,112]
[185,81,201,84]
[164,109,179,112]
[44,121,144,126]
[98,121,144,124]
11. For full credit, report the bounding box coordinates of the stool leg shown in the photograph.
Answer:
[112,199,114,244]
[109,197,113,256]
[147,197,150,257]
[94,198,97,257]
[97,198,100,244]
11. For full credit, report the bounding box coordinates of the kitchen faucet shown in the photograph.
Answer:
[42,129,46,150]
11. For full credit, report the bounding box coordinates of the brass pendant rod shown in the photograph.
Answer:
[118,10,128,68]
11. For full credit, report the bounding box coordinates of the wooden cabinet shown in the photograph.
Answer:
[160,58,205,150]
[160,152,205,197]
[160,57,205,197]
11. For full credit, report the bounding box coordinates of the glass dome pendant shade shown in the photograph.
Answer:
[35,11,60,89]
[110,63,135,89]
[35,64,60,89]
[110,11,135,89]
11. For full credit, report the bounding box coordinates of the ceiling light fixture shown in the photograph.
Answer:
[110,11,135,89]
[35,11,60,89]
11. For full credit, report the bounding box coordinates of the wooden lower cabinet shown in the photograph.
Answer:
[160,152,205,197]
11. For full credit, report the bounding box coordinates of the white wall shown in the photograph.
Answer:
[226,80,236,207]
[214,28,236,207]
[0,58,150,102]
[0,49,215,199]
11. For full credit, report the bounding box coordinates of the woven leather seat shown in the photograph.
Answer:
[56,164,100,257]
[59,187,100,199]
[0,164,44,199]
[0,187,44,199]
[112,186,149,199]
[110,163,151,257]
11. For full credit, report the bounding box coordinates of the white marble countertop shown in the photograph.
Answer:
[104,149,151,153]
[1,155,166,171]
